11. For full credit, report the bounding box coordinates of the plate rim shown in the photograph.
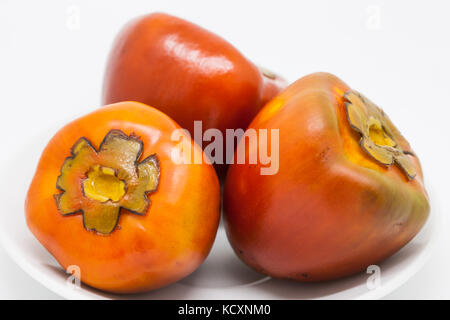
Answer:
[0,130,441,300]
[0,217,439,300]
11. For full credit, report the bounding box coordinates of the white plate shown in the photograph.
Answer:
[0,130,441,300]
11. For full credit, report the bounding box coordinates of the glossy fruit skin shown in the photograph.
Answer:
[224,72,430,281]
[26,102,220,293]
[102,12,286,141]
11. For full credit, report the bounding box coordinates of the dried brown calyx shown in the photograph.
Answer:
[259,66,277,80]
[55,130,160,235]
[344,90,416,180]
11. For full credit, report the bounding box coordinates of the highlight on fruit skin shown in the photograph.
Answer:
[102,12,286,179]
[26,101,220,293]
[224,72,430,282]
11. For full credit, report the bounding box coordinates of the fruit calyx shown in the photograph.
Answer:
[55,130,160,235]
[344,90,416,180]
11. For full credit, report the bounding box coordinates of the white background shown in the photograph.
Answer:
[0,0,449,299]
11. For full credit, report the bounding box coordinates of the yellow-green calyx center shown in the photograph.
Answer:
[367,117,396,147]
[55,130,160,235]
[83,165,126,202]
[344,90,417,180]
